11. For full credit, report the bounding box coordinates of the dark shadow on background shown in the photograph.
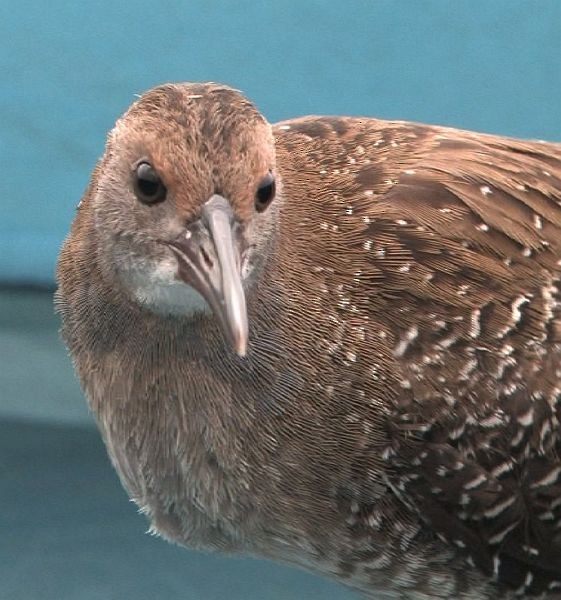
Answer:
[0,418,355,600]
[0,289,351,599]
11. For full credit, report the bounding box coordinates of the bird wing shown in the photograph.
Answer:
[275,117,561,595]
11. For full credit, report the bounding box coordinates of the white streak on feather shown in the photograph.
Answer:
[530,466,561,489]
[469,309,481,338]
[393,325,419,357]
[488,521,518,545]
[483,495,516,519]
[464,473,486,490]
[517,407,534,427]
[511,295,530,325]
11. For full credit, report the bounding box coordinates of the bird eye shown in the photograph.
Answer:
[255,171,276,213]
[133,162,167,205]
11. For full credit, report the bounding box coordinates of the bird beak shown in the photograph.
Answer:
[167,195,248,357]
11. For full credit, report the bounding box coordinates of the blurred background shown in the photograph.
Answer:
[1,1,560,598]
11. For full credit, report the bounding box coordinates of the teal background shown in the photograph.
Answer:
[1,2,561,599]
[2,0,561,285]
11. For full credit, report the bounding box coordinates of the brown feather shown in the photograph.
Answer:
[57,83,561,599]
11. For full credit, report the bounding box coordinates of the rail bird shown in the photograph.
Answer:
[57,83,561,598]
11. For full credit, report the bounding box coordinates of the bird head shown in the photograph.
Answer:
[90,83,278,357]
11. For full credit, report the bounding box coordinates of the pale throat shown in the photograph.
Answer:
[124,254,211,317]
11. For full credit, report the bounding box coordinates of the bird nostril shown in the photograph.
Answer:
[200,246,214,269]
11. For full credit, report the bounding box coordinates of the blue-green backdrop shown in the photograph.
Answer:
[2,0,561,285]
[2,4,561,599]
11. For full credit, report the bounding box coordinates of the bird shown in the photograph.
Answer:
[56,82,561,599]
